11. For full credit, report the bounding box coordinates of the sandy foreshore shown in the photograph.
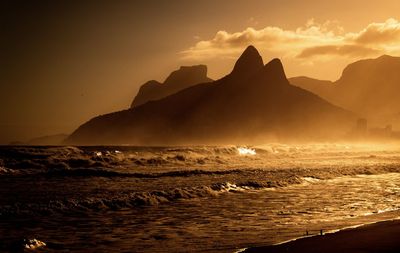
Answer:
[244,219,400,253]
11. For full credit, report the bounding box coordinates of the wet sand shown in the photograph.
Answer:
[245,219,400,253]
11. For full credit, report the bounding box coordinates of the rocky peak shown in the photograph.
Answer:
[230,45,264,77]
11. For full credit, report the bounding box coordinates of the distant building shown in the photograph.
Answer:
[346,118,368,140]
[355,118,368,135]
[370,124,393,138]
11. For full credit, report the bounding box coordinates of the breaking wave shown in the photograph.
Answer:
[2,144,400,177]
[2,164,400,180]
[0,146,245,175]
[2,144,400,216]
[0,180,287,216]
[3,165,400,217]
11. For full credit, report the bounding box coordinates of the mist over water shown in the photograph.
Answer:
[1,143,400,252]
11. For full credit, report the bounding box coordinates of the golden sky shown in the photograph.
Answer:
[1,0,400,143]
[183,18,400,80]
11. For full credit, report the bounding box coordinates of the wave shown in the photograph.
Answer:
[2,169,400,216]
[0,180,283,217]
[41,168,247,178]
[0,238,47,252]
[0,146,240,175]
[2,161,400,181]
[0,167,245,178]
[5,162,399,179]
[2,144,400,176]
[4,166,400,216]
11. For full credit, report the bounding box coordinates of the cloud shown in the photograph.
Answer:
[182,18,400,61]
[351,18,400,45]
[297,45,381,58]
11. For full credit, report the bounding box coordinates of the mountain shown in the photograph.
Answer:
[289,55,400,127]
[8,134,68,146]
[65,46,355,145]
[131,65,213,108]
[27,134,69,145]
[288,76,334,99]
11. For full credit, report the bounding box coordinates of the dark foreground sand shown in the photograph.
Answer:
[245,219,400,253]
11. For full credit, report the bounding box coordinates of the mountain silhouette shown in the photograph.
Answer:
[27,134,68,145]
[290,55,400,127]
[66,46,355,145]
[230,45,264,78]
[288,76,334,99]
[131,65,213,108]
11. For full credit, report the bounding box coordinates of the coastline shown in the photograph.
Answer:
[243,219,400,253]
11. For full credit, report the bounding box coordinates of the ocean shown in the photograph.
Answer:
[0,144,400,252]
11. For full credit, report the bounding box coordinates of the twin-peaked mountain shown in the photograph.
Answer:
[131,65,213,108]
[65,46,355,145]
[290,55,400,127]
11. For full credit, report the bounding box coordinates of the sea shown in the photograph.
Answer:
[0,143,400,252]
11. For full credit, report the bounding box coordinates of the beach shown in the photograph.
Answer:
[245,219,400,253]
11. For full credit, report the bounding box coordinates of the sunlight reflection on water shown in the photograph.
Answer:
[1,145,400,252]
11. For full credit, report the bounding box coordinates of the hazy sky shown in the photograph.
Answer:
[2,0,400,143]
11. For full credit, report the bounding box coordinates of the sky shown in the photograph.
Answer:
[2,0,400,143]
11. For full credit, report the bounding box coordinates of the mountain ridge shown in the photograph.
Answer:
[66,46,355,145]
[131,65,213,108]
[290,54,400,127]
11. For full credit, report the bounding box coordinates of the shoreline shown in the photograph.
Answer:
[243,218,400,253]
